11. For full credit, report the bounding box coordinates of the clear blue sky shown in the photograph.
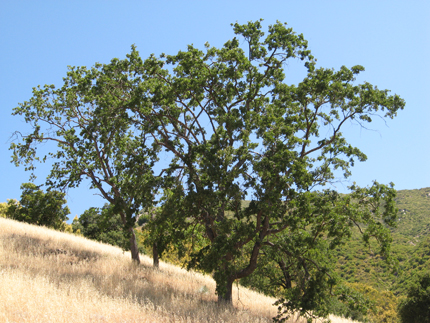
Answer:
[1,1,429,221]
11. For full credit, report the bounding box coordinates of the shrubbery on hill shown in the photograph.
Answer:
[0,202,8,218]
[5,183,70,230]
[398,272,430,323]
[72,204,129,249]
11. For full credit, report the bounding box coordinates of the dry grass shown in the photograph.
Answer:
[0,217,359,323]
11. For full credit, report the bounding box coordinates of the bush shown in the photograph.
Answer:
[398,272,430,323]
[137,212,151,226]
[72,204,128,249]
[6,183,70,230]
[0,202,8,218]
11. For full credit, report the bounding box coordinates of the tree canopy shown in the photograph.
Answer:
[11,20,405,321]
[72,203,129,249]
[129,20,404,319]
[6,182,70,230]
[10,56,161,263]
[0,202,7,218]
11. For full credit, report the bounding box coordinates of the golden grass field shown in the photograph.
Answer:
[0,217,359,323]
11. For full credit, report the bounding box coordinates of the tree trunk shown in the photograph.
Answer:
[217,278,234,305]
[128,226,140,264]
[150,211,159,268]
[153,241,159,268]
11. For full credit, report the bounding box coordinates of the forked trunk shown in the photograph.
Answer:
[128,226,140,264]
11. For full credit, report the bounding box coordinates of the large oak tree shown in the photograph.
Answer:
[129,20,404,319]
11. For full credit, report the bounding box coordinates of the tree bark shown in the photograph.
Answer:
[217,278,234,305]
[128,226,140,264]
[153,241,159,268]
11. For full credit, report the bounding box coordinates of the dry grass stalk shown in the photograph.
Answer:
[0,217,358,323]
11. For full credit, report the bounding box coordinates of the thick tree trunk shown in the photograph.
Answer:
[217,278,234,305]
[128,226,140,264]
[150,211,159,268]
[153,241,159,268]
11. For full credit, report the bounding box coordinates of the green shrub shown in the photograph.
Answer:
[6,183,69,230]
[398,272,430,323]
[72,204,128,249]
[0,202,8,218]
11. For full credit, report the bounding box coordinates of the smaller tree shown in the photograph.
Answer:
[398,272,430,323]
[72,204,128,248]
[10,49,161,263]
[6,183,70,229]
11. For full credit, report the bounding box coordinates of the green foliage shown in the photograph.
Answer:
[345,283,399,323]
[332,189,430,286]
[0,202,8,218]
[395,188,430,240]
[325,187,430,321]
[395,236,430,295]
[141,199,207,265]
[9,18,405,320]
[398,272,430,323]
[72,204,128,249]
[6,183,70,230]
[59,221,74,233]
[129,19,403,319]
[10,47,163,263]
[137,211,151,226]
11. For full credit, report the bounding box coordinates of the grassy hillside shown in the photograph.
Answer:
[0,217,358,323]
[2,187,427,322]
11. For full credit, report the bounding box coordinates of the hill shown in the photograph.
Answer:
[327,187,430,322]
[394,187,430,243]
[333,187,430,289]
[0,217,358,323]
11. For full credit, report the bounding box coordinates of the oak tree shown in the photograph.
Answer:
[10,56,160,263]
[72,203,129,249]
[129,20,404,320]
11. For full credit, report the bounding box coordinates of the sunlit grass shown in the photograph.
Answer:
[0,217,359,323]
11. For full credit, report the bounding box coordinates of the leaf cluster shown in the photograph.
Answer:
[398,272,430,323]
[72,203,129,249]
[6,182,70,230]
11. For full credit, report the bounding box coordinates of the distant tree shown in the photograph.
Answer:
[59,221,74,233]
[72,204,128,248]
[136,207,162,267]
[0,202,7,218]
[6,183,70,229]
[398,272,430,323]
[137,211,151,226]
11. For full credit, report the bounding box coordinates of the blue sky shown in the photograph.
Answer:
[1,1,429,220]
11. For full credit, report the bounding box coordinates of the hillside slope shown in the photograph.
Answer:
[333,187,430,291]
[0,217,357,323]
[395,187,430,242]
